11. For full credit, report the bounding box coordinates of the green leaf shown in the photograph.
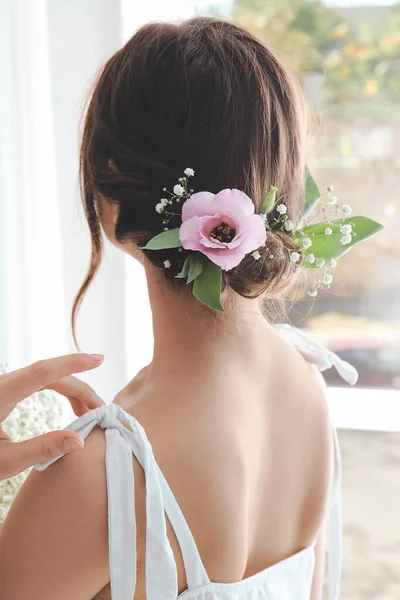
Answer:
[260,185,278,215]
[186,254,206,284]
[297,166,321,225]
[192,260,224,311]
[143,228,181,250]
[175,256,190,279]
[294,216,384,269]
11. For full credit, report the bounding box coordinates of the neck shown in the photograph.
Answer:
[144,262,267,378]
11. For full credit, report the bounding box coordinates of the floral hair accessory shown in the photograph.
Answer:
[143,167,383,310]
[280,168,383,297]
[179,189,266,270]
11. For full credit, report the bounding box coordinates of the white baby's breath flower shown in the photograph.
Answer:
[308,289,318,297]
[306,253,315,264]
[342,204,352,216]
[252,250,261,260]
[163,260,172,268]
[341,234,352,245]
[302,237,312,249]
[315,258,326,268]
[160,198,169,206]
[327,195,338,205]
[276,204,287,215]
[284,219,294,232]
[323,273,333,285]
[184,168,195,177]
[173,184,184,196]
[325,227,333,236]
[290,251,300,263]
[329,258,337,268]
[155,203,164,214]
[341,224,352,234]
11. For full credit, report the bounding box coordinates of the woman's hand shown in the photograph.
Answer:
[0,353,105,480]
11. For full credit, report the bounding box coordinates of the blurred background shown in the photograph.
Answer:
[0,0,399,597]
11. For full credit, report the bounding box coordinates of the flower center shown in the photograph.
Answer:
[210,222,236,243]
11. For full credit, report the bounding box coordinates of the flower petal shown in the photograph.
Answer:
[232,215,267,253]
[181,192,216,221]
[179,216,209,251]
[201,246,247,270]
[212,188,255,217]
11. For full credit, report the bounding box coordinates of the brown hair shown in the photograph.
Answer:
[73,17,307,338]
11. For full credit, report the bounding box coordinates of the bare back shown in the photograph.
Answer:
[108,323,334,597]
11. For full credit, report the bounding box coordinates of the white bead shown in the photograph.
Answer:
[302,237,312,249]
[325,227,333,236]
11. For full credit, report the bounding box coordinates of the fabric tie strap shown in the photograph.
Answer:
[274,324,358,386]
[35,404,178,600]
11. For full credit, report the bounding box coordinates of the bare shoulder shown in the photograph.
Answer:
[0,426,112,599]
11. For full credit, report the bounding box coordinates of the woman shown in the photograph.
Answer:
[0,17,368,600]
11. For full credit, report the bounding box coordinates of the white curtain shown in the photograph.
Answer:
[0,0,127,401]
[0,0,203,401]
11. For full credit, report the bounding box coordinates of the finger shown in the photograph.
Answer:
[0,354,104,412]
[67,396,90,417]
[0,424,11,443]
[44,375,104,415]
[0,431,84,480]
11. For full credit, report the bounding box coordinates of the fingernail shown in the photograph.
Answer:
[63,437,84,453]
[88,353,104,361]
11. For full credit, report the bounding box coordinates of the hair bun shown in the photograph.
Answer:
[225,231,298,297]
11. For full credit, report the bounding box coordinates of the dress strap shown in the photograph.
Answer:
[157,466,211,588]
[35,404,179,600]
[274,324,358,386]
[328,426,342,600]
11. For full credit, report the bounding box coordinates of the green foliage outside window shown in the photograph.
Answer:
[206,0,400,110]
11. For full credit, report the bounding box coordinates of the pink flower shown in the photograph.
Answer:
[179,189,267,270]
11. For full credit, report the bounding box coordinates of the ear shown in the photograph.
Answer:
[112,204,119,225]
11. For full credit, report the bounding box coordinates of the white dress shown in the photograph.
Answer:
[36,325,358,600]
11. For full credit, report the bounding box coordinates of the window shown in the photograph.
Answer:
[200,0,400,597]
